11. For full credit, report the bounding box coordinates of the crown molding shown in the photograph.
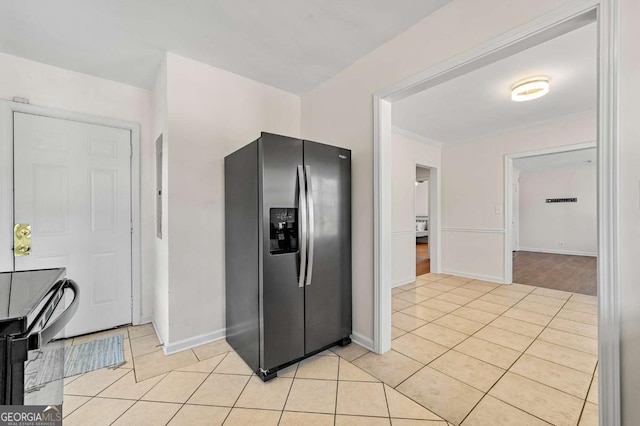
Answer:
[452,109,596,146]
[391,126,443,148]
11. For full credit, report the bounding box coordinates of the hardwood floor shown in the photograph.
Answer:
[513,250,597,296]
[416,242,430,275]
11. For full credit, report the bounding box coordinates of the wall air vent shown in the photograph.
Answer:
[545,198,577,203]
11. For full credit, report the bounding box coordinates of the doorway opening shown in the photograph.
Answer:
[374,2,619,424]
[389,130,440,290]
[415,165,431,276]
[507,144,597,296]
[0,101,143,335]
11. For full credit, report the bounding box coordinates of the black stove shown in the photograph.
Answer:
[0,269,66,335]
[0,268,79,405]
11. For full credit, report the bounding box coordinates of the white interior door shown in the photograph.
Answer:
[13,112,132,337]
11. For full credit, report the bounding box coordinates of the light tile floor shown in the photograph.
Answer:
[62,273,598,425]
[387,274,598,426]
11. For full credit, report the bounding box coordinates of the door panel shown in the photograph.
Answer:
[34,165,68,234]
[259,133,305,370]
[90,169,117,232]
[303,140,351,354]
[13,112,132,337]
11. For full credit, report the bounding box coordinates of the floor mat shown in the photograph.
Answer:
[25,335,124,391]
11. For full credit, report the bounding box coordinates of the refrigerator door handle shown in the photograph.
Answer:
[305,165,314,286]
[297,165,307,288]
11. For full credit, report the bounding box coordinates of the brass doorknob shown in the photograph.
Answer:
[15,244,30,255]
[13,224,31,257]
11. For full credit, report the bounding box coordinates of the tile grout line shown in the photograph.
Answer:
[576,372,598,425]
[333,356,340,424]
[164,403,184,425]
[66,278,597,425]
[401,280,513,311]
[277,362,298,425]
[61,394,92,419]
[104,351,209,424]
[174,352,230,404]
[384,330,587,415]
[458,294,581,425]
[390,284,511,391]
[391,281,520,391]
[500,349,595,375]
[402,277,591,365]
[397,285,597,359]
[392,290,504,396]
[342,349,369,364]
[333,357,341,426]
[380,381,392,421]
[137,350,232,423]
[219,354,254,425]
[106,395,140,425]
[344,350,450,422]
[390,277,596,424]
[435,287,593,375]
[386,377,449,422]
[127,336,142,384]
[455,308,564,424]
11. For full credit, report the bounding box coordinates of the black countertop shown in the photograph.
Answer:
[0,268,66,336]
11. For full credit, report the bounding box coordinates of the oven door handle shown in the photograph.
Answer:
[29,279,80,350]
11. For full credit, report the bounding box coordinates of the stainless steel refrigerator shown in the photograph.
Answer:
[225,132,351,381]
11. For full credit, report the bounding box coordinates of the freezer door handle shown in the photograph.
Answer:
[305,165,314,286]
[297,165,307,288]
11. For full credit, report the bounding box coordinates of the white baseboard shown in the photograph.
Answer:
[391,276,416,288]
[441,269,505,284]
[139,314,153,325]
[160,327,370,356]
[150,320,167,347]
[351,331,374,352]
[518,247,597,257]
[162,328,226,356]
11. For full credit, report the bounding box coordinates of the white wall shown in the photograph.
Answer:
[151,57,170,342]
[390,130,440,287]
[415,181,429,216]
[300,0,604,353]
[164,53,301,349]
[512,168,520,250]
[440,112,596,281]
[0,51,156,321]
[3,0,638,419]
[619,0,640,420]
[518,163,597,256]
[299,0,640,409]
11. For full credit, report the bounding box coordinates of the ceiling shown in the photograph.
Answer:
[392,22,597,144]
[0,0,450,93]
[514,148,596,172]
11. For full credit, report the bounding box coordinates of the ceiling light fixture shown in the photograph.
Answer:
[511,77,550,102]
